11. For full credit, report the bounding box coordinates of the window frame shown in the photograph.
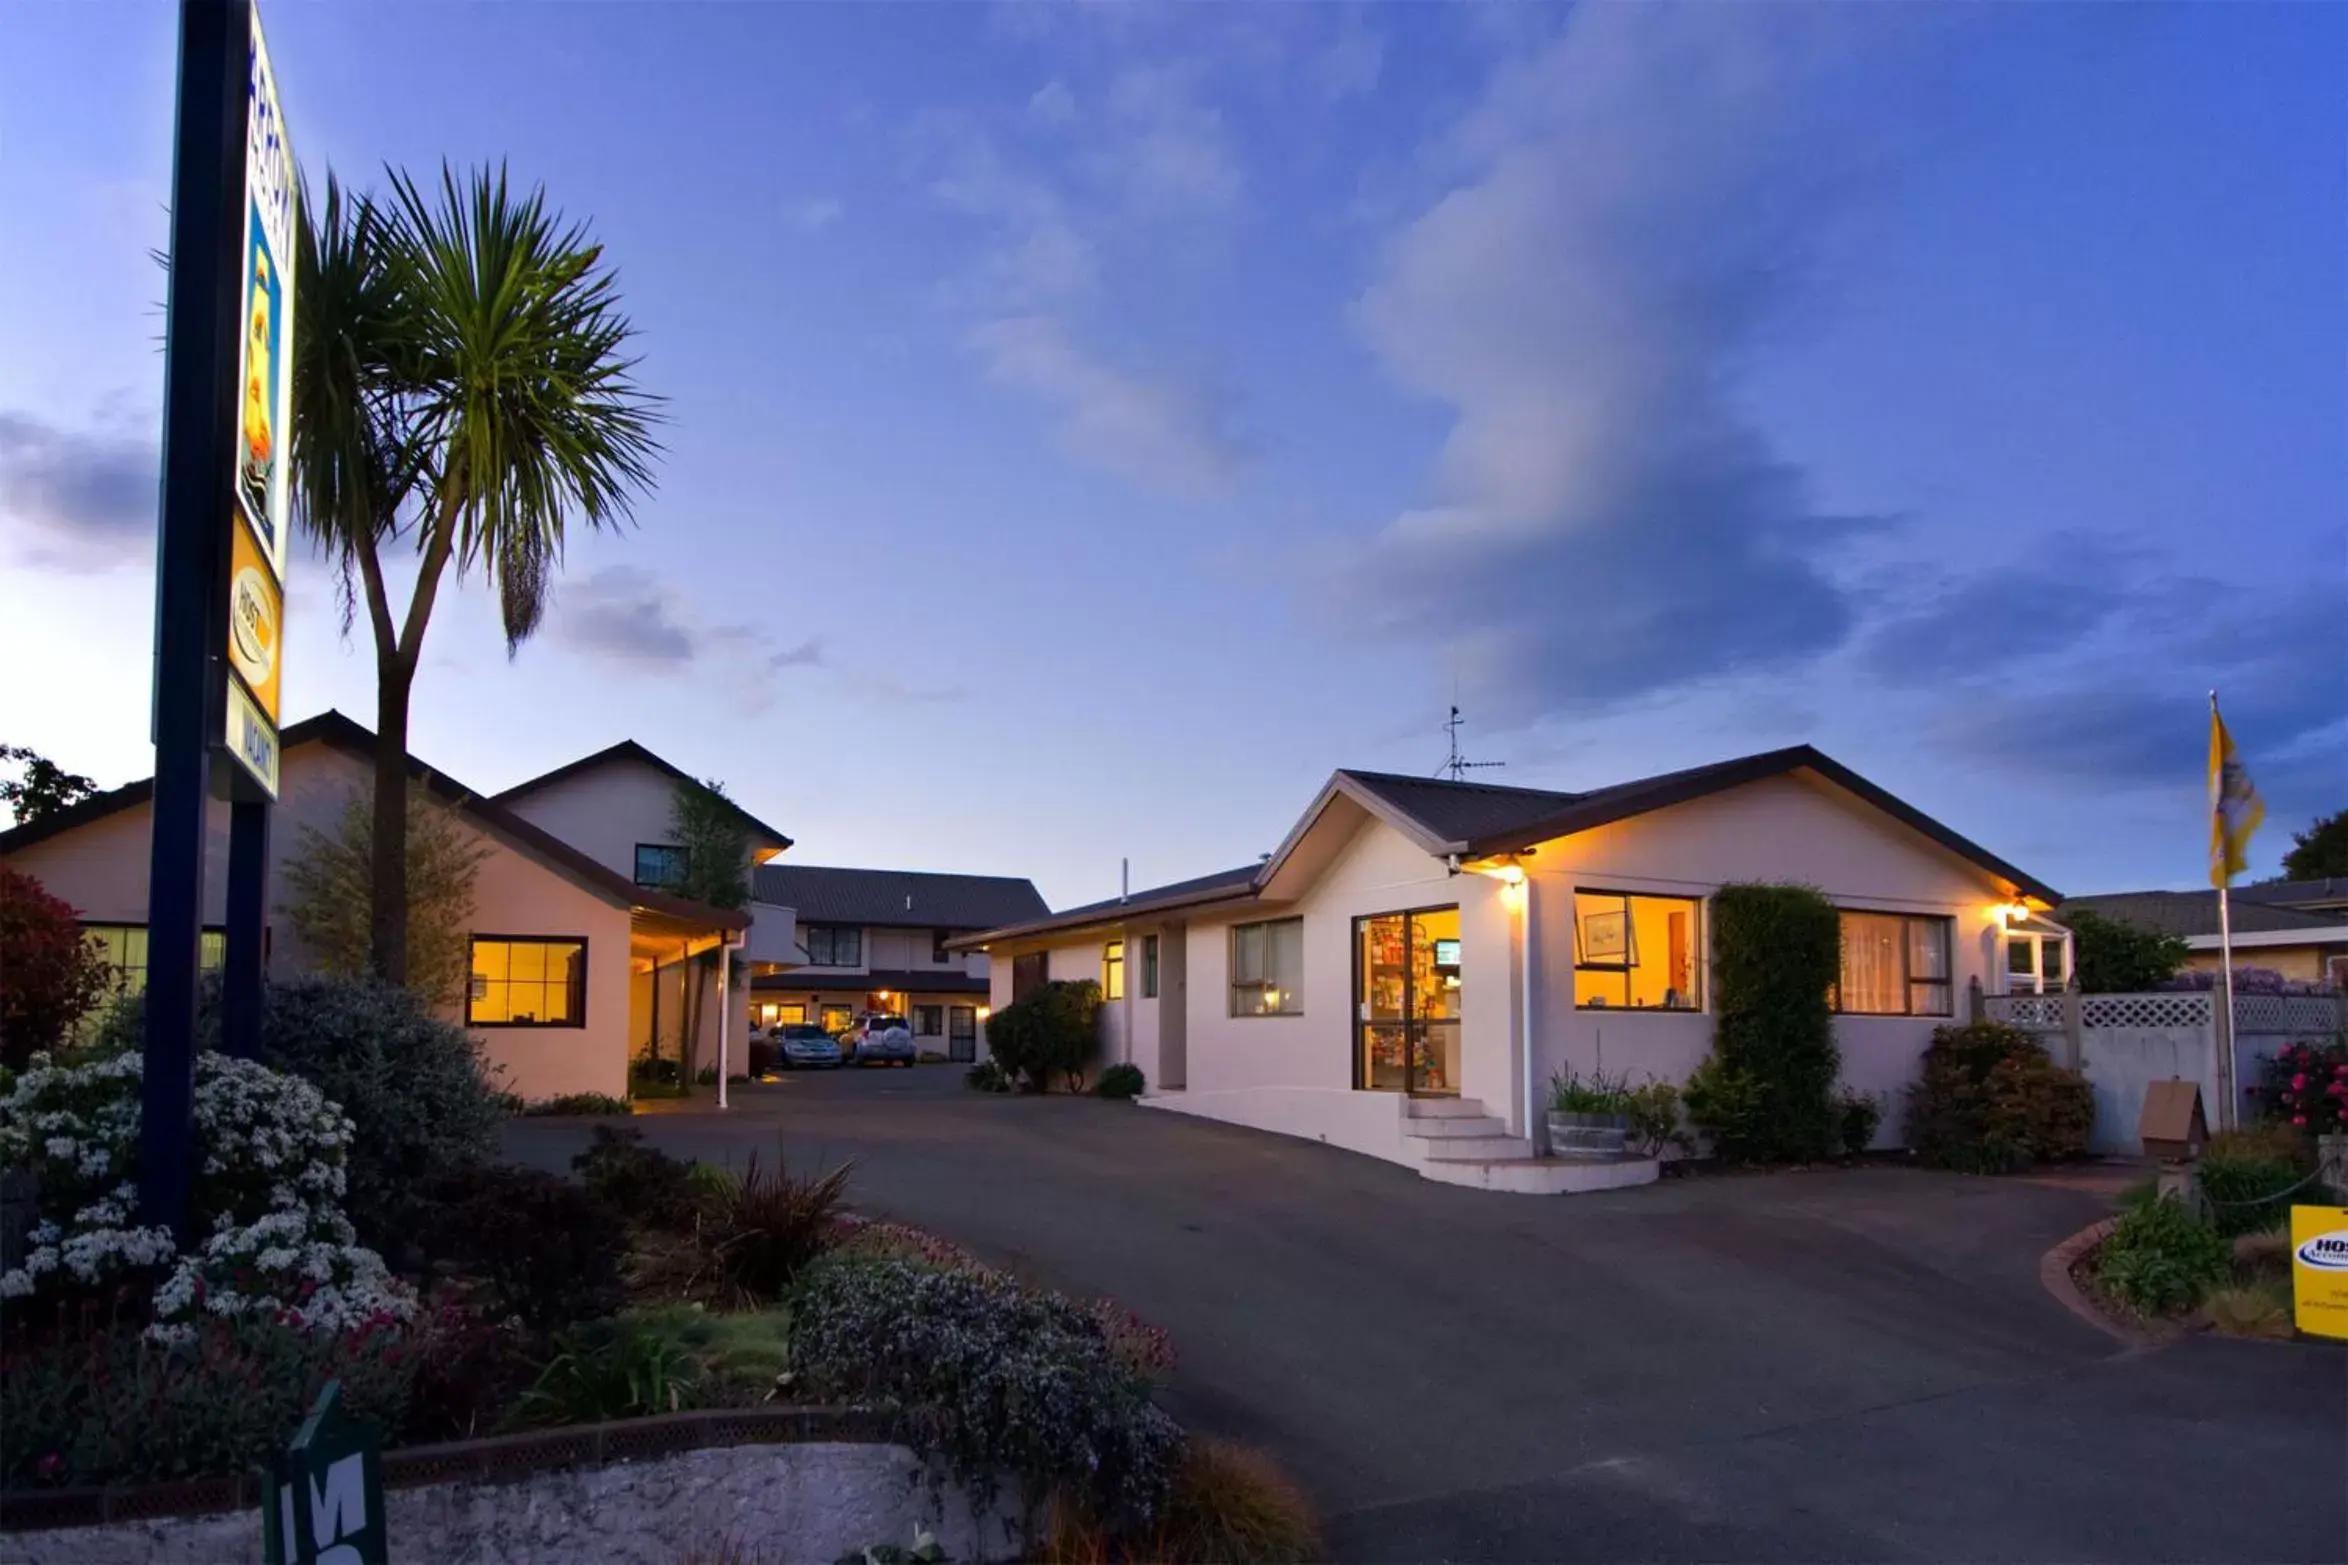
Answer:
[1141,934,1159,999]
[1569,889,1704,1013]
[932,928,951,964]
[1229,917,1304,1018]
[466,933,590,1030]
[1103,940,1126,1001]
[1011,951,1049,1001]
[802,923,864,967]
[1833,910,1954,1018]
[914,1004,944,1036]
[633,843,689,891]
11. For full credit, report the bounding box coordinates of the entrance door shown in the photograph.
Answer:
[1355,907,1462,1095]
[948,1005,977,1062]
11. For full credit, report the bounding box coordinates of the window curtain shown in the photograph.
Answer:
[1839,913,1905,1014]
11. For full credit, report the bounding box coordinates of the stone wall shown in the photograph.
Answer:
[1,1442,1020,1565]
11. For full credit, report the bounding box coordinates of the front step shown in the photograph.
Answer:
[1404,1097,1491,1120]
[1414,1135,1536,1162]
[1418,1155,1661,1195]
[1400,1114,1510,1140]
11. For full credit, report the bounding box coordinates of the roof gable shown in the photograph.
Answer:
[492,740,793,854]
[752,864,1048,930]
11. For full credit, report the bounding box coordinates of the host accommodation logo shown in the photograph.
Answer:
[2297,1228,2348,1271]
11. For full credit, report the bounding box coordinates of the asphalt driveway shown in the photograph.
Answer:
[505,1071,2345,1563]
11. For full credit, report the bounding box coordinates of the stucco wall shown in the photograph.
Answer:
[1525,772,2009,1147]
[2182,944,2345,982]
[498,756,682,884]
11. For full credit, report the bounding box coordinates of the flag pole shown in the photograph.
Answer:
[2211,690,2239,1131]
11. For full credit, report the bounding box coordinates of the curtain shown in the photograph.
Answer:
[1839,913,1905,1014]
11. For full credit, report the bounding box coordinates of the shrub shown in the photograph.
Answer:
[0,865,113,1069]
[1548,1067,1632,1116]
[794,1251,1181,1536]
[1904,1022,2094,1174]
[2096,1195,2231,1316]
[575,1125,704,1231]
[1099,1437,1322,1565]
[710,1145,853,1305]
[2196,1123,2317,1238]
[517,1313,706,1426]
[1689,884,1841,1162]
[522,1092,633,1117]
[402,1304,534,1442]
[1836,1089,1884,1157]
[1621,1079,1683,1158]
[966,1058,1011,1094]
[274,784,490,1010]
[1095,1063,1146,1100]
[987,981,1102,1093]
[2205,1278,2295,1340]
[2064,908,2188,994]
[2251,1036,2348,1136]
[417,1163,626,1337]
[1,1314,413,1487]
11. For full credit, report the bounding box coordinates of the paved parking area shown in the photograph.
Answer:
[505,1073,2345,1562]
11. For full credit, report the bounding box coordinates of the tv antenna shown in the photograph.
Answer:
[1436,705,1505,782]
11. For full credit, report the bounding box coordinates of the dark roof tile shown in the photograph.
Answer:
[752,865,1047,931]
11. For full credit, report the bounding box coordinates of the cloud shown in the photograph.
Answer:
[1096,66,1242,216]
[1856,541,2136,686]
[768,636,826,670]
[0,411,156,571]
[1314,23,1384,101]
[971,315,1246,494]
[785,196,843,234]
[1327,8,1898,721]
[551,567,700,669]
[1028,80,1077,126]
[926,128,1098,307]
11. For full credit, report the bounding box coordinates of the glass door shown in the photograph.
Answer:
[1355,907,1461,1096]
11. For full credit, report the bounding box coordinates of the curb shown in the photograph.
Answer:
[2039,1215,2147,1348]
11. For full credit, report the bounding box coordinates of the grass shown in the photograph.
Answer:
[2206,1235,2296,1341]
[1044,1437,1320,1564]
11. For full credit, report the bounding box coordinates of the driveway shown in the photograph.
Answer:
[505,1072,2344,1562]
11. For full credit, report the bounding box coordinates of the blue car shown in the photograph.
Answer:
[775,1023,843,1069]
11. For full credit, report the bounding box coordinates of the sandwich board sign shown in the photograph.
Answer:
[2292,1204,2348,1341]
[262,1381,387,1565]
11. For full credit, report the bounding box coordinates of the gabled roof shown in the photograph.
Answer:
[1333,770,1580,847]
[948,865,1261,949]
[751,864,1048,931]
[2059,890,2345,941]
[2234,877,2348,911]
[492,739,794,854]
[0,712,749,932]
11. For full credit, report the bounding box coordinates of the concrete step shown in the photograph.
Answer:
[1399,1115,1510,1140]
[1404,1097,1489,1120]
[1418,1155,1662,1195]
[1415,1136,1536,1163]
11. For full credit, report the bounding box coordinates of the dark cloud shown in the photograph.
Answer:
[0,411,156,570]
[1857,550,2132,687]
[550,567,697,668]
[768,637,826,671]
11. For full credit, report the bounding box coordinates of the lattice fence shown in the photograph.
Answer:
[2080,993,2212,1030]
[1985,995,2066,1030]
[2233,994,2343,1036]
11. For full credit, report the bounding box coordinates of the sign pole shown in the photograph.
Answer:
[142,0,255,1241]
[223,796,270,1057]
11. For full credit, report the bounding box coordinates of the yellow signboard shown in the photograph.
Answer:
[226,511,282,724]
[2292,1205,2348,1340]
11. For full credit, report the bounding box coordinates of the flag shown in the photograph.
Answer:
[2208,698,2265,888]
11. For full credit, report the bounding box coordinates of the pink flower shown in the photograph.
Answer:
[2295,1115,2309,1126]
[2294,1074,2311,1090]
[38,1453,61,1477]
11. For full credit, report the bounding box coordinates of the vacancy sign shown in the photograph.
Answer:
[223,4,295,796]
[2292,1205,2348,1340]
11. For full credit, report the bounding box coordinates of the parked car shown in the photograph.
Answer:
[845,1013,916,1067]
[775,1023,843,1070]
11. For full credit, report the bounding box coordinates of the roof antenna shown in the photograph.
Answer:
[1437,703,1506,783]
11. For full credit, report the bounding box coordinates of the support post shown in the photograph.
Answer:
[2059,979,2083,1073]
[142,0,252,1241]
[221,797,269,1058]
[717,938,733,1111]
[2215,882,2239,1132]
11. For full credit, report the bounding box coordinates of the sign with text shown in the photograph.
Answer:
[2291,1204,2348,1341]
[263,1382,387,1565]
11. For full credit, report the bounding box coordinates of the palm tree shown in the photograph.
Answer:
[293,165,660,984]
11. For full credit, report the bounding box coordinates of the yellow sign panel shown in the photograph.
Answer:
[2292,1205,2348,1340]
[226,512,282,724]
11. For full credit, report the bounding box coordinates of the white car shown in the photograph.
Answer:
[845,1013,916,1066]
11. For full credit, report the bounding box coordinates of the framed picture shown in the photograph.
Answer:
[1580,907,1631,964]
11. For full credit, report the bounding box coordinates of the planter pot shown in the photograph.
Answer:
[1547,1110,1631,1157]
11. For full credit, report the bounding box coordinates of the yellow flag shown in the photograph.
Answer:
[2208,699,2265,888]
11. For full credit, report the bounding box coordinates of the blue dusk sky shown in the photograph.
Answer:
[0,2,2339,909]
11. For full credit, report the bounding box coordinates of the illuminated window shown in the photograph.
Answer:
[1103,940,1126,1000]
[468,936,587,1028]
[1230,919,1303,1017]
[634,844,688,891]
[1836,913,1952,1016]
[82,923,227,1009]
[1572,892,1701,1011]
[820,1004,855,1034]
[777,1002,807,1025]
[804,924,863,966]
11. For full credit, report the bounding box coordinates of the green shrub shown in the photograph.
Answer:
[2096,1196,2231,1316]
[709,1145,853,1305]
[986,981,1102,1093]
[1621,1079,1683,1157]
[418,1164,626,1338]
[1688,884,1841,1162]
[1095,1063,1146,1099]
[794,1251,1181,1535]
[1,1316,413,1487]
[1548,1067,1632,1116]
[1124,1437,1322,1565]
[2065,908,2189,994]
[1905,1022,2094,1174]
[2197,1124,2317,1238]
[522,1092,633,1117]
[575,1125,705,1231]
[516,1314,706,1426]
[1836,1089,1884,1156]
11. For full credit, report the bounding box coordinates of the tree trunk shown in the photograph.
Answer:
[371,664,411,985]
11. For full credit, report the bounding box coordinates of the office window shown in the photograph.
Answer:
[820,1004,855,1034]
[932,929,950,964]
[915,1005,944,1036]
[804,924,863,966]
[1142,934,1159,999]
[1103,940,1125,1001]
[468,936,587,1028]
[1012,951,1048,1000]
[1230,918,1303,1016]
[634,844,689,891]
[1836,912,1953,1017]
[82,924,227,1007]
[1572,891,1702,1011]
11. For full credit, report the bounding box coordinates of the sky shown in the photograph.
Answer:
[0,2,2340,911]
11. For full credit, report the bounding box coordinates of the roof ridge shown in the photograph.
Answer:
[1335,767,1578,800]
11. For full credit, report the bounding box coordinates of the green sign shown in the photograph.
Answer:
[262,1381,387,1565]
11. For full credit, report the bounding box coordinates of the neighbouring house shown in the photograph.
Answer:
[743,865,1048,1061]
[2060,879,2348,987]
[955,746,2060,1190]
[0,714,777,1102]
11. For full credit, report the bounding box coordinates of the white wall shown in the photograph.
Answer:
[500,756,683,883]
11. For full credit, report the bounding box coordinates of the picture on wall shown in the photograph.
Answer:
[1579,906,1633,964]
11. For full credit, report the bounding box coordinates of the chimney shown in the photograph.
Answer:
[1120,857,1129,905]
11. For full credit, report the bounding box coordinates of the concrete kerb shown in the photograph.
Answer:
[2038,1215,2153,1350]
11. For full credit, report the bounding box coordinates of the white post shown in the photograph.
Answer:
[717,938,733,1111]
[2214,883,2237,1132]
[1519,875,1539,1148]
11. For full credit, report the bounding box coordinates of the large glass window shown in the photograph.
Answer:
[1011,951,1048,1000]
[1230,918,1303,1016]
[468,936,587,1028]
[82,924,227,1011]
[820,1003,855,1034]
[914,1004,943,1036]
[803,924,863,966]
[1837,912,1952,1016]
[1572,892,1701,1010]
[1356,907,1461,1094]
[634,844,689,890]
[1102,940,1126,1000]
